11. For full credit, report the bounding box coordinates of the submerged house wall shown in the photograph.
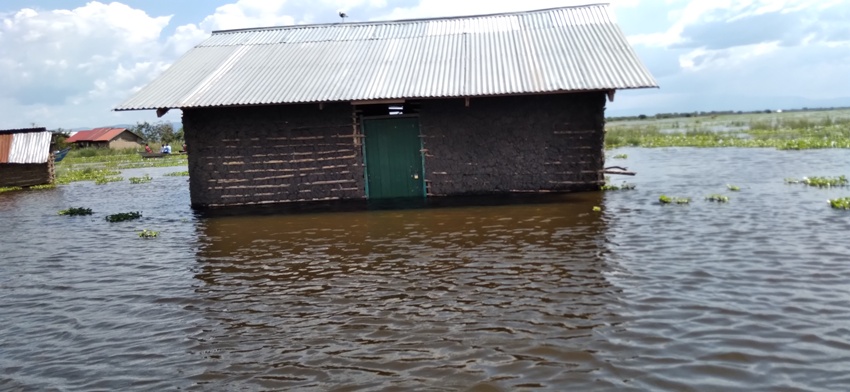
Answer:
[183,103,365,208]
[183,92,606,208]
[420,93,606,196]
[0,163,53,188]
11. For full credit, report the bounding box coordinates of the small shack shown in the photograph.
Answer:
[116,4,657,208]
[65,128,144,149]
[0,128,55,188]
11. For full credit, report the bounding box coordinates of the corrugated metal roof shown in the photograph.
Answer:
[65,128,130,143]
[0,131,52,164]
[116,3,657,111]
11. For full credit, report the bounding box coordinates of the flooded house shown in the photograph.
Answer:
[0,128,55,188]
[116,4,657,208]
[65,128,144,149]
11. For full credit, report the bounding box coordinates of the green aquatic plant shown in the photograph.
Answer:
[727,184,740,191]
[0,186,23,193]
[138,229,159,238]
[612,153,628,159]
[802,175,848,188]
[659,195,690,204]
[59,207,93,216]
[128,174,152,184]
[706,194,730,203]
[55,167,121,185]
[164,170,190,176]
[600,181,636,191]
[105,211,142,222]
[829,197,850,210]
[592,206,602,212]
[94,176,123,185]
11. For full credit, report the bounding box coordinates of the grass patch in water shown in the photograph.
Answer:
[611,153,628,159]
[95,176,124,185]
[138,229,159,238]
[786,175,848,188]
[59,207,93,216]
[659,195,690,204]
[829,197,850,210]
[605,112,850,150]
[164,170,189,177]
[105,211,142,222]
[128,174,152,184]
[706,194,730,203]
[56,167,121,185]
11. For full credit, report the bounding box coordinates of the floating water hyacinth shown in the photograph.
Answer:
[58,207,93,216]
[659,195,690,204]
[138,229,159,238]
[828,197,850,210]
[706,194,730,203]
[128,174,153,184]
[105,212,142,223]
[727,184,740,191]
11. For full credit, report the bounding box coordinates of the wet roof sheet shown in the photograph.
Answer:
[0,130,52,164]
[116,3,657,111]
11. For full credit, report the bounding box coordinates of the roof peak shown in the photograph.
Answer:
[212,3,610,35]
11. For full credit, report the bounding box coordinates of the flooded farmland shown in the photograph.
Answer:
[2,148,850,391]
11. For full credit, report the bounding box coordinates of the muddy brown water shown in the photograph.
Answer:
[2,148,850,391]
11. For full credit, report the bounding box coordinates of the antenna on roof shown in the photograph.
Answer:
[339,11,348,22]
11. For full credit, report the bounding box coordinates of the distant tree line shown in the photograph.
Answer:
[130,121,184,144]
[606,106,850,122]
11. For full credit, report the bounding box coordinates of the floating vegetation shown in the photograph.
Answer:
[95,176,123,185]
[592,206,602,212]
[659,195,690,204]
[0,186,23,193]
[138,229,159,238]
[612,153,628,159]
[727,184,740,191]
[829,197,850,210]
[605,113,850,150]
[59,207,93,216]
[105,211,142,222]
[706,194,730,203]
[785,175,848,188]
[164,170,189,177]
[128,174,152,184]
[601,182,636,191]
[55,167,121,185]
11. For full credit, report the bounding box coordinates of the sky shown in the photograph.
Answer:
[1,0,849,130]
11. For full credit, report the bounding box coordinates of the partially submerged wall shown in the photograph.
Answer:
[0,163,53,187]
[183,92,606,208]
[420,93,606,196]
[183,103,364,208]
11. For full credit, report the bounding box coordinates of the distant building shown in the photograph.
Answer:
[116,4,658,209]
[0,128,55,187]
[65,128,144,149]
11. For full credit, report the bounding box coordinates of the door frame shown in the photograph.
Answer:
[361,115,426,199]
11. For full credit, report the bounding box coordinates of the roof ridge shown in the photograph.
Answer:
[212,3,610,35]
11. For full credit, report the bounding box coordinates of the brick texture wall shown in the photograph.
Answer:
[183,92,606,208]
[183,103,365,208]
[420,93,606,196]
[0,163,53,187]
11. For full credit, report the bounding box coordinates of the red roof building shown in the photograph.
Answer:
[66,128,144,149]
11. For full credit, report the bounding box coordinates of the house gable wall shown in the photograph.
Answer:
[108,131,144,149]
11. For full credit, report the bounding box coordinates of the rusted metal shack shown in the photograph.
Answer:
[116,4,657,208]
[0,128,54,188]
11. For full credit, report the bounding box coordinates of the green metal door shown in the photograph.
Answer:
[363,117,424,199]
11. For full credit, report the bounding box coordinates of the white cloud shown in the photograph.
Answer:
[0,2,173,128]
[379,0,638,20]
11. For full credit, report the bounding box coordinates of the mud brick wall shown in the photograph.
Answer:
[0,163,52,187]
[183,103,364,208]
[420,92,606,196]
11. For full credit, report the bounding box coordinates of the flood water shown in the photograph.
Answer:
[2,148,850,391]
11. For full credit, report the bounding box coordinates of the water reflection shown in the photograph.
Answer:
[191,195,623,390]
